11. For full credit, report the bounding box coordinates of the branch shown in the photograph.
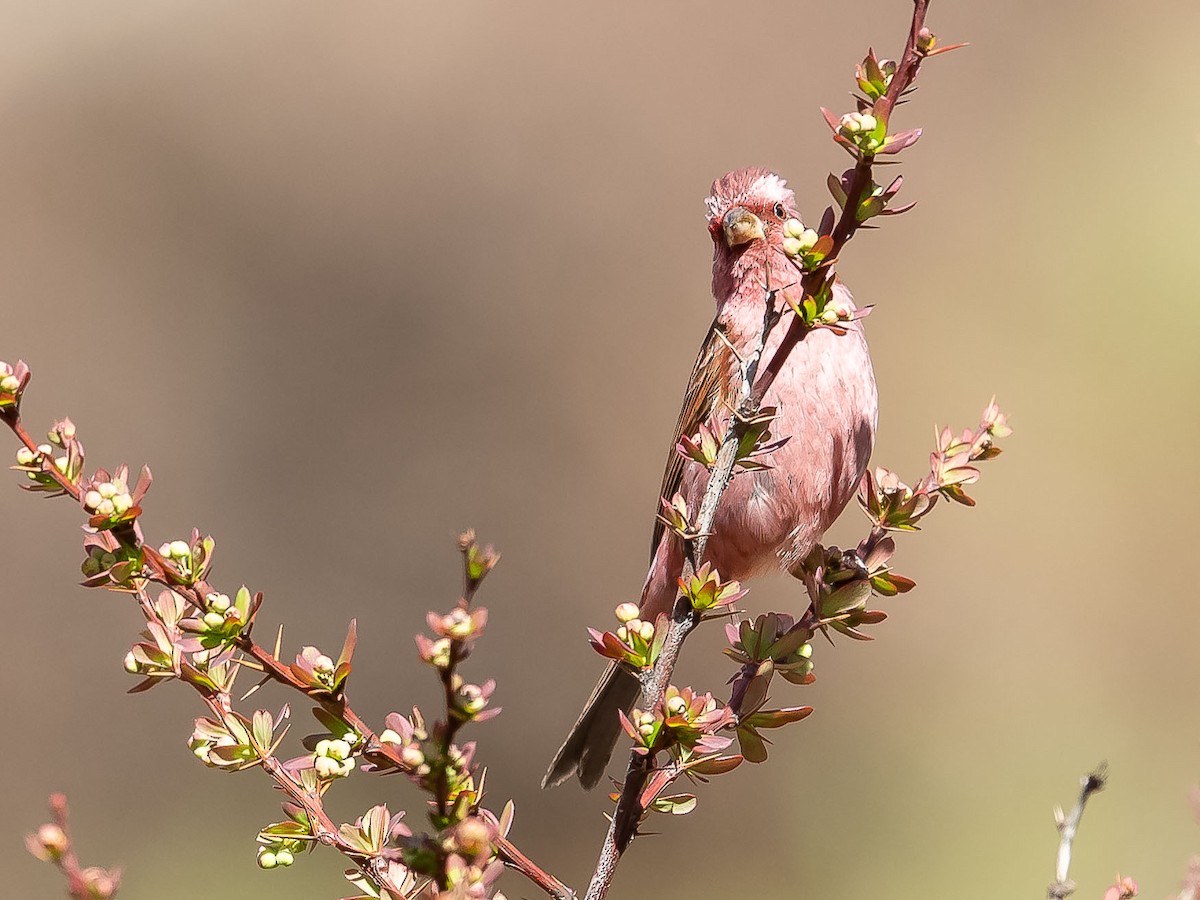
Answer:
[1048,764,1108,899]
[2,379,572,900]
[584,4,948,897]
[26,794,121,900]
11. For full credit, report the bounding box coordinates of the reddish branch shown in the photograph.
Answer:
[2,411,572,900]
[583,3,940,898]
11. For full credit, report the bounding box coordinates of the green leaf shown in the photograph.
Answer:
[651,794,697,815]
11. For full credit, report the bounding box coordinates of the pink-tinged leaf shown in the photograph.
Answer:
[889,574,916,593]
[766,627,810,659]
[827,173,847,207]
[737,726,769,763]
[127,676,165,694]
[880,201,918,216]
[617,709,638,742]
[745,706,814,729]
[208,743,252,763]
[820,107,842,132]
[926,41,969,56]
[942,485,977,507]
[736,673,770,716]
[822,580,871,617]
[818,206,836,235]
[779,669,817,686]
[877,128,922,155]
[862,536,896,569]
[871,575,901,597]
[940,465,981,487]
[587,628,628,662]
[339,619,358,667]
[133,465,153,502]
[686,754,744,776]
[838,625,876,641]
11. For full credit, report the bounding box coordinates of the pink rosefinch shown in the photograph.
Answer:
[543,167,878,789]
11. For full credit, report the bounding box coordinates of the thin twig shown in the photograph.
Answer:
[1048,764,1108,899]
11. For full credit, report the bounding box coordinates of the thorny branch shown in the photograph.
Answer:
[2,405,572,900]
[584,3,946,898]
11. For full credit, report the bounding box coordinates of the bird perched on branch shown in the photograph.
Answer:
[544,167,878,789]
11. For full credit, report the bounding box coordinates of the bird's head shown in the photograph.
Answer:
[705,167,800,303]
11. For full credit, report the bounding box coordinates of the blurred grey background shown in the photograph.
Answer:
[2,1,1199,897]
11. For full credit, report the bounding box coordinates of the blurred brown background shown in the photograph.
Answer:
[2,2,1199,897]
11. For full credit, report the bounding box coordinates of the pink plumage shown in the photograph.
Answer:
[544,167,878,789]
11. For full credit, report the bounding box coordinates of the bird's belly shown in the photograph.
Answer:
[699,322,877,579]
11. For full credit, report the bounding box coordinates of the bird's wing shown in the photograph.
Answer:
[649,316,735,561]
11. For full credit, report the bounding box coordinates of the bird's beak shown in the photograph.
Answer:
[721,207,765,248]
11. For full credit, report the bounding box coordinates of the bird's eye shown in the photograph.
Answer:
[772,202,786,219]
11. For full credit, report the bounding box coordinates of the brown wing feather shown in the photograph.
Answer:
[649,317,734,560]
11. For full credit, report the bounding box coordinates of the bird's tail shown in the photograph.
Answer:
[541,661,641,789]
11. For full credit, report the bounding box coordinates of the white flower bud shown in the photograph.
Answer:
[782,237,803,257]
[313,755,339,778]
[53,456,69,473]
[84,490,104,510]
[169,540,191,559]
[313,654,335,674]
[379,728,403,745]
[98,482,117,500]
[0,375,19,393]
[614,602,639,623]
[15,447,35,466]
[314,739,331,757]
[124,651,140,673]
[798,228,819,251]
[257,850,278,869]
[37,443,52,455]
[202,611,225,630]
[96,499,116,517]
[638,621,655,642]
[274,849,294,867]
[327,739,352,760]
[783,218,805,239]
[207,593,230,613]
[111,493,132,514]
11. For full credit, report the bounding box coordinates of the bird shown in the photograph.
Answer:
[543,167,879,789]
